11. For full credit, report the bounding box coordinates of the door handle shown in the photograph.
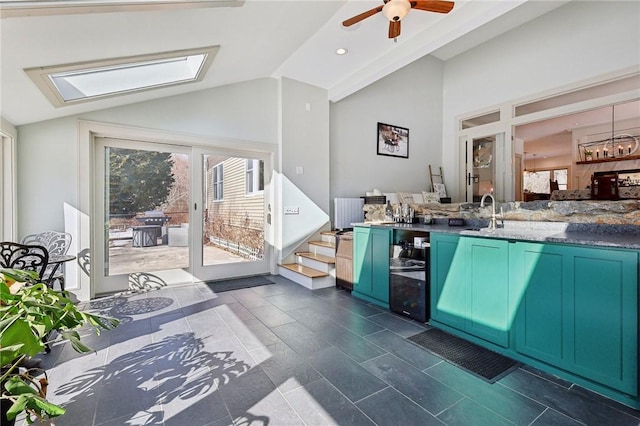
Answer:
[194,203,197,211]
[467,173,472,185]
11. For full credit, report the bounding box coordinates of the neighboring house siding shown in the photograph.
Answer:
[206,157,264,230]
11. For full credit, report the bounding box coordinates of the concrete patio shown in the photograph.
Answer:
[108,239,250,276]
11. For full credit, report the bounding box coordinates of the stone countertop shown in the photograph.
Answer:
[353,220,640,250]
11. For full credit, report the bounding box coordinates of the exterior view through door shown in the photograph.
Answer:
[96,138,268,295]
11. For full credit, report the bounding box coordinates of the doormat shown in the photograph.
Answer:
[205,276,274,293]
[408,328,519,383]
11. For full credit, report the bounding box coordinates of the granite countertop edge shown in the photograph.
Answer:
[352,221,640,250]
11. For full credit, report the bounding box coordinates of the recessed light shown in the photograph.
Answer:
[335,48,348,56]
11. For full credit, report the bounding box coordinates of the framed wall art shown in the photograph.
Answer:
[377,122,409,158]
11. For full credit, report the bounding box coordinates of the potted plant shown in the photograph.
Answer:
[1,268,119,425]
[584,149,593,161]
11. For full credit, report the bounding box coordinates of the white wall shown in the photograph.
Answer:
[330,55,444,201]
[279,77,331,258]
[442,1,640,200]
[280,77,330,213]
[16,78,279,237]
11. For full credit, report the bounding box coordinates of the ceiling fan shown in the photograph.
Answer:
[342,0,455,40]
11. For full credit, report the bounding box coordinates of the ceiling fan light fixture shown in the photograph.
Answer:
[382,0,411,22]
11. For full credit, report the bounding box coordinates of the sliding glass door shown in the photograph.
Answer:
[94,139,271,295]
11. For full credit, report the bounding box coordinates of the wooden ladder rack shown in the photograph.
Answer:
[429,165,444,192]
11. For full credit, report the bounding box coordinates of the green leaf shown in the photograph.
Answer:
[5,395,29,420]
[0,343,25,367]
[1,269,39,284]
[32,397,66,417]
[1,318,44,357]
[5,376,38,395]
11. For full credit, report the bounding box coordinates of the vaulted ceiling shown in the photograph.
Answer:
[1,0,567,126]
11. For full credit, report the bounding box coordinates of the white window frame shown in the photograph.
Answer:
[246,159,264,195]
[456,68,640,201]
[212,162,224,201]
[0,127,17,241]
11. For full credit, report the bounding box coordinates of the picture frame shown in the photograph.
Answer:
[433,183,447,199]
[377,122,409,158]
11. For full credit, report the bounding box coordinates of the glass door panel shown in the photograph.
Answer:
[95,138,191,295]
[201,155,264,267]
[192,148,270,283]
[465,136,496,202]
[106,147,190,276]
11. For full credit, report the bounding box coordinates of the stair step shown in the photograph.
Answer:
[309,240,336,249]
[280,263,329,278]
[296,252,336,264]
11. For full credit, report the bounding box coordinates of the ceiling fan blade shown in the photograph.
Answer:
[342,5,384,27]
[388,20,401,39]
[411,1,455,14]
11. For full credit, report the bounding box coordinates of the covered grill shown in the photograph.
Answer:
[135,211,171,226]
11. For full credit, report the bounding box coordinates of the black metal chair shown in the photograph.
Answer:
[0,241,49,281]
[0,242,53,353]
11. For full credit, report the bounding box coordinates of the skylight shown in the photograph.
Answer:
[25,46,219,107]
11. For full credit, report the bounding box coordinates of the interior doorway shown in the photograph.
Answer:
[462,133,505,203]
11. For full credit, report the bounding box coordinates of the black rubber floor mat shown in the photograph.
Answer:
[408,328,519,383]
[205,276,274,292]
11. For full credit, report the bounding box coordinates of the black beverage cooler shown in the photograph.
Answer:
[389,243,430,323]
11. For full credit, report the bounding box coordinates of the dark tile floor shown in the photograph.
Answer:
[27,275,640,425]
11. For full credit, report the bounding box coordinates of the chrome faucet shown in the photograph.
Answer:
[480,193,498,230]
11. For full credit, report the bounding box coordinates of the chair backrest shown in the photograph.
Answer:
[21,231,72,257]
[550,180,559,192]
[0,242,49,280]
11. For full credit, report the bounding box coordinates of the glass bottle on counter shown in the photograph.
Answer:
[384,201,393,222]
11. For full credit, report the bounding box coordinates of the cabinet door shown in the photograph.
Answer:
[565,245,638,396]
[513,242,568,366]
[464,237,510,347]
[370,228,390,304]
[353,227,373,295]
[513,242,638,396]
[430,233,466,330]
[352,227,390,308]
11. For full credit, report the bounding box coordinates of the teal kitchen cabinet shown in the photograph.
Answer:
[464,236,510,347]
[352,226,391,308]
[513,242,638,396]
[430,233,465,329]
[430,233,510,347]
[511,242,567,368]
